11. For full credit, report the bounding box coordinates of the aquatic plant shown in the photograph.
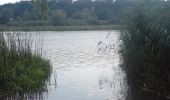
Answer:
[0,32,52,99]
[119,0,170,99]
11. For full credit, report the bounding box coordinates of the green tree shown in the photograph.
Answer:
[40,0,48,20]
[31,0,48,20]
[71,8,96,20]
[51,10,67,26]
[22,10,31,20]
[0,7,13,24]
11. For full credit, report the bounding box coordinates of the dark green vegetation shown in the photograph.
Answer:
[0,25,122,31]
[0,32,52,99]
[119,0,170,99]
[0,0,130,27]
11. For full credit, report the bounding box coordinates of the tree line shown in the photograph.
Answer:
[0,0,131,26]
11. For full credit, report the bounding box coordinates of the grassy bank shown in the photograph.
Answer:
[119,1,170,100]
[0,32,52,99]
[0,25,123,31]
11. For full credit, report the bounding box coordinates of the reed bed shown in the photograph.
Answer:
[0,32,52,100]
[119,1,170,100]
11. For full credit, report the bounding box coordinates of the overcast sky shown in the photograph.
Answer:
[0,0,21,5]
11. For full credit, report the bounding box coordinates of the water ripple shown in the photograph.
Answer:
[41,31,128,100]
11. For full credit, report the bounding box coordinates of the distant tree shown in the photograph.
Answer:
[12,2,33,19]
[71,8,96,20]
[0,7,13,24]
[53,0,74,17]
[40,0,48,20]
[0,0,137,25]
[74,0,92,11]
[23,10,31,20]
[93,0,115,20]
[31,0,48,20]
[51,10,67,26]
[30,6,42,20]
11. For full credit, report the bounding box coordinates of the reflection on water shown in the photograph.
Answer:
[5,92,44,100]
[40,31,128,100]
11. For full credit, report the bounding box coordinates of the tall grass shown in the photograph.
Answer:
[0,32,52,99]
[119,1,170,100]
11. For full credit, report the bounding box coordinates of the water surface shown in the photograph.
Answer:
[41,31,127,100]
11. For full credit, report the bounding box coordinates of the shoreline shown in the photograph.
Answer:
[0,25,123,31]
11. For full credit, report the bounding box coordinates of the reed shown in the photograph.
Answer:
[0,32,52,99]
[119,1,170,99]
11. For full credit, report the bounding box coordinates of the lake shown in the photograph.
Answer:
[39,31,128,100]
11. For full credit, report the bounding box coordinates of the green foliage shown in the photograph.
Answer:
[71,8,96,20]
[0,32,52,98]
[51,10,67,26]
[39,0,49,20]
[22,10,32,21]
[0,25,120,31]
[0,0,130,26]
[0,7,13,24]
[119,0,170,99]
[7,20,51,26]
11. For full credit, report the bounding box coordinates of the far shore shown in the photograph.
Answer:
[0,25,124,31]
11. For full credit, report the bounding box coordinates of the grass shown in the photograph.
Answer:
[0,32,52,99]
[0,25,123,31]
[119,1,170,100]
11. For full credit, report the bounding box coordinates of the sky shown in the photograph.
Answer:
[0,0,21,5]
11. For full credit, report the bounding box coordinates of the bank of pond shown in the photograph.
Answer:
[0,25,123,31]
